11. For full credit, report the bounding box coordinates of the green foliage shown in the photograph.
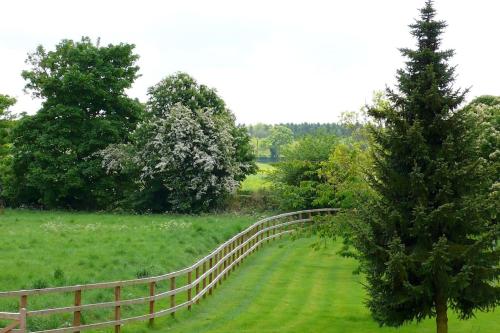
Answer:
[101,73,256,213]
[240,163,273,192]
[269,131,374,211]
[269,134,337,209]
[319,143,374,209]
[267,125,293,160]
[247,123,352,162]
[0,94,17,206]
[6,37,143,209]
[0,94,16,158]
[146,72,256,180]
[351,2,499,331]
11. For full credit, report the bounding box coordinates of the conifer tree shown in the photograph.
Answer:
[356,2,499,333]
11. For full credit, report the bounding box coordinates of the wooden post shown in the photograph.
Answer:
[223,246,228,281]
[19,294,27,313]
[219,248,224,284]
[308,211,313,231]
[236,236,241,267]
[74,289,82,332]
[149,282,155,325]
[240,235,245,262]
[213,252,218,290]
[245,233,249,257]
[18,294,27,333]
[240,235,244,260]
[231,240,236,272]
[170,277,176,317]
[114,286,121,333]
[267,221,270,243]
[187,270,192,310]
[256,224,260,251]
[195,266,200,304]
[262,223,266,242]
[208,257,213,295]
[279,218,283,239]
[251,227,256,253]
[18,307,27,333]
[202,261,207,299]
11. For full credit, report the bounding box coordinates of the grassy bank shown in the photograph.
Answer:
[142,237,498,333]
[0,211,497,332]
[240,163,274,192]
[0,209,258,331]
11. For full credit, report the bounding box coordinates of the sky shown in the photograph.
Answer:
[1,0,498,124]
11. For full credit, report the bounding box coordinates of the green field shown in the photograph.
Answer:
[0,211,498,332]
[142,237,498,333]
[240,163,274,192]
[0,210,257,331]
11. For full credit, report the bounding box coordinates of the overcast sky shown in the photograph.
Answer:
[1,0,498,124]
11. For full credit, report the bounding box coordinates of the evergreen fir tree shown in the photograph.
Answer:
[356,2,499,333]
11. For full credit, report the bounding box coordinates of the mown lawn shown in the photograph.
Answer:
[240,163,274,192]
[0,209,257,331]
[141,237,498,333]
[0,211,497,332]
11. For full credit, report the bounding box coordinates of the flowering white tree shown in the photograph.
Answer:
[101,73,255,212]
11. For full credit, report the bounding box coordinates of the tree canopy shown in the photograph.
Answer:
[100,72,256,213]
[6,37,143,209]
[353,2,499,333]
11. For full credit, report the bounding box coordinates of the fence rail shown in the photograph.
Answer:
[0,208,338,333]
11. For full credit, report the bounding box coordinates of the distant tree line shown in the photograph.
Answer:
[246,122,353,162]
[246,122,351,139]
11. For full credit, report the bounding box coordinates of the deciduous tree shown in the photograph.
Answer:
[101,73,256,212]
[7,37,143,209]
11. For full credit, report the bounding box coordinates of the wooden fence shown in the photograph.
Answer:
[0,208,338,333]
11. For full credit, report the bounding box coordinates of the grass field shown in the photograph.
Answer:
[1,211,497,332]
[0,209,257,331]
[240,163,274,192]
[141,238,498,333]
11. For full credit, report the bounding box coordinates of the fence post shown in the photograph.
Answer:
[149,282,155,325]
[267,221,270,243]
[114,286,121,333]
[74,289,82,332]
[236,236,241,267]
[218,249,222,286]
[223,246,228,281]
[252,227,256,253]
[170,277,176,317]
[195,265,200,304]
[187,270,192,310]
[241,235,245,262]
[19,294,27,313]
[208,257,213,295]
[260,223,264,247]
[213,252,219,290]
[231,240,236,272]
[256,224,261,250]
[17,295,27,333]
[18,307,27,333]
[202,261,207,299]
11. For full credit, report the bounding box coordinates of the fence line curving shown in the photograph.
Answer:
[0,208,338,333]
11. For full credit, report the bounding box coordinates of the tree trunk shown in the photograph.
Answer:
[435,293,448,333]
